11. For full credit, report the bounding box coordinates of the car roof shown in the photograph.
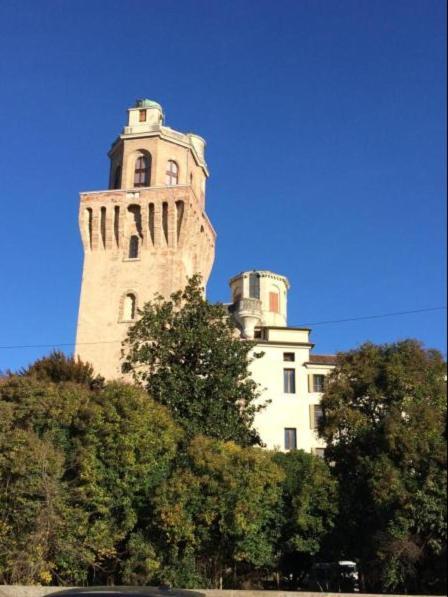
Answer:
[46,588,205,597]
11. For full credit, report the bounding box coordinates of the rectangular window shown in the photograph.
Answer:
[284,428,297,450]
[313,448,325,459]
[313,374,326,393]
[310,405,323,429]
[283,352,295,362]
[249,273,260,298]
[254,329,262,339]
[139,109,147,122]
[283,368,296,393]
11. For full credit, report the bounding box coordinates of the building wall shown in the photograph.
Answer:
[250,342,331,453]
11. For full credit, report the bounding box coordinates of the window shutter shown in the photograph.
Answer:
[309,405,314,429]
[308,374,312,393]
[269,291,279,313]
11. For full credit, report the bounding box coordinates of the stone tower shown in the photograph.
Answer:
[75,99,216,379]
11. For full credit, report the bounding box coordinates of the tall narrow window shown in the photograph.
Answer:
[165,160,179,185]
[283,369,296,394]
[139,109,147,122]
[113,165,122,189]
[134,154,151,187]
[123,293,136,320]
[100,207,106,248]
[129,235,139,259]
[114,206,120,247]
[175,200,184,241]
[269,291,279,313]
[86,208,93,249]
[284,428,297,450]
[162,202,169,243]
[310,405,324,430]
[249,273,260,299]
[148,203,155,245]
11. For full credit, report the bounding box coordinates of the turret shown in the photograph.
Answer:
[229,270,289,338]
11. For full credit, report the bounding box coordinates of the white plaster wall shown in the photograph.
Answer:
[249,344,328,453]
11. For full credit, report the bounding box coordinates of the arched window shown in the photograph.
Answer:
[123,293,136,321]
[134,154,151,187]
[129,235,139,259]
[113,164,122,189]
[166,160,179,185]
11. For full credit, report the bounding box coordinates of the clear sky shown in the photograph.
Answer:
[0,0,446,372]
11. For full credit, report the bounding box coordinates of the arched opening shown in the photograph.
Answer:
[175,200,184,241]
[129,235,139,259]
[148,203,155,245]
[123,293,136,321]
[133,153,151,187]
[100,207,107,249]
[85,208,93,250]
[162,202,169,244]
[165,160,179,185]
[114,206,120,247]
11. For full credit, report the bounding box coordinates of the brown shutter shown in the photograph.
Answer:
[269,292,279,313]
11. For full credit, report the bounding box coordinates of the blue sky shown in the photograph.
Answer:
[0,0,446,372]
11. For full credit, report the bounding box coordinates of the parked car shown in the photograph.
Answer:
[302,560,359,592]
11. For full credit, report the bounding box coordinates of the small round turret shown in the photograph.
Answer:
[229,270,290,338]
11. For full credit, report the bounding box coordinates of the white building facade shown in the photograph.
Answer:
[229,270,335,453]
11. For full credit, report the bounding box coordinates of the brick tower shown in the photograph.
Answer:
[75,99,216,379]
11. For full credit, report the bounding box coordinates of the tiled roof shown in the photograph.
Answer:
[308,354,337,365]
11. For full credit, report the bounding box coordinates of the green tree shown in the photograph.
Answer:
[273,450,338,585]
[152,436,284,588]
[122,275,264,446]
[0,374,180,585]
[319,340,447,594]
[20,350,104,389]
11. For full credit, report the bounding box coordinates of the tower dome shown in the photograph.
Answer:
[135,98,163,110]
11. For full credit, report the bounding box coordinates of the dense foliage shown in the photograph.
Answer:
[0,374,180,585]
[319,340,447,594]
[122,276,264,446]
[0,354,337,588]
[1,294,446,592]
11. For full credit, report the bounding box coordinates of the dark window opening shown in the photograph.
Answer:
[284,369,296,394]
[129,235,139,259]
[283,352,295,362]
[113,165,122,189]
[249,273,260,299]
[139,109,147,122]
[284,428,297,450]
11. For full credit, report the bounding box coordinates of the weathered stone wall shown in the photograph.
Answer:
[75,185,215,380]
